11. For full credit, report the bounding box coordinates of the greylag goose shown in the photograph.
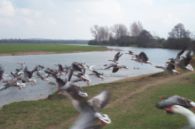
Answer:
[88,65,104,80]
[108,51,123,63]
[0,66,4,81]
[104,63,128,73]
[178,50,194,71]
[132,52,151,64]
[1,78,26,90]
[68,62,86,81]
[155,58,178,73]
[156,95,195,109]
[67,89,111,129]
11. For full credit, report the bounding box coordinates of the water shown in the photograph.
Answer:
[0,46,179,107]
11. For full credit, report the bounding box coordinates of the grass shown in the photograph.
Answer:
[0,43,107,55]
[0,72,195,129]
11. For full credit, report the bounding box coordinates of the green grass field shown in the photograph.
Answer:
[0,44,107,55]
[0,72,195,129]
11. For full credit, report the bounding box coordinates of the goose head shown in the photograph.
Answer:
[95,112,111,125]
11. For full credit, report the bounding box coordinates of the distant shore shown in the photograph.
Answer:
[0,44,107,56]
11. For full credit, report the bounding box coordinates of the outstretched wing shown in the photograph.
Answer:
[88,90,111,111]
[156,95,193,109]
[70,112,96,129]
[176,49,185,60]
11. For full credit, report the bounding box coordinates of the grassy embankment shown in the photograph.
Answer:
[0,70,195,129]
[0,44,107,55]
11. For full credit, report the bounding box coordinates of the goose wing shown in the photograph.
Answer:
[112,67,119,73]
[156,95,193,109]
[70,112,97,129]
[139,52,148,62]
[88,90,110,111]
[176,49,185,60]
[0,66,4,81]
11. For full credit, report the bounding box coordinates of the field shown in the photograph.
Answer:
[0,71,195,129]
[0,44,107,55]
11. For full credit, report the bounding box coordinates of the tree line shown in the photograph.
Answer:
[89,22,195,50]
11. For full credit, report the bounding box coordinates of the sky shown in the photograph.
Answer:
[0,0,195,39]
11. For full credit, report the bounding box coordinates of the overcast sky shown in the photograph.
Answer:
[0,0,194,39]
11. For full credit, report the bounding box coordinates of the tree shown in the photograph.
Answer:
[136,30,154,47]
[90,25,110,42]
[165,23,192,49]
[112,24,128,39]
[168,23,190,39]
[130,22,143,37]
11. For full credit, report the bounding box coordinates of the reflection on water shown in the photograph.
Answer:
[0,46,179,107]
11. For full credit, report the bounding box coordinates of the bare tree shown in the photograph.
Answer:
[137,30,153,47]
[112,24,128,39]
[130,22,143,37]
[91,25,110,42]
[168,23,190,39]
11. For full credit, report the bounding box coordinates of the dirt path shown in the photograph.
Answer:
[108,71,195,108]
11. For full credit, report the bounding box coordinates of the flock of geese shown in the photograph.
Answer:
[0,48,194,129]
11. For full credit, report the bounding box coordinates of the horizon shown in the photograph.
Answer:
[0,0,195,39]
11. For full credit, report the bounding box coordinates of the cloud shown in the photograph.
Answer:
[0,0,195,39]
[0,0,15,17]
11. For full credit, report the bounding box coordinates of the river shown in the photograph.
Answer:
[0,46,179,107]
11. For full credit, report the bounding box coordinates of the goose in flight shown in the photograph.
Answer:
[132,52,151,64]
[51,73,67,92]
[108,51,123,63]
[178,50,194,71]
[104,63,128,73]
[88,65,104,80]
[22,66,39,84]
[175,49,186,62]
[156,95,195,109]
[157,95,195,129]
[125,50,134,55]
[68,62,86,81]
[0,66,4,81]
[155,58,178,73]
[71,72,91,86]
[67,89,111,129]
[1,78,26,90]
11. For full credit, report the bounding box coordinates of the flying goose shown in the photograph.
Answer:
[0,66,4,81]
[1,78,26,90]
[132,52,151,64]
[22,66,39,84]
[68,62,86,81]
[108,51,123,63]
[155,58,178,73]
[67,89,111,129]
[105,63,128,73]
[156,95,195,109]
[178,50,194,71]
[88,65,104,80]
[125,50,134,55]
[71,72,91,86]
